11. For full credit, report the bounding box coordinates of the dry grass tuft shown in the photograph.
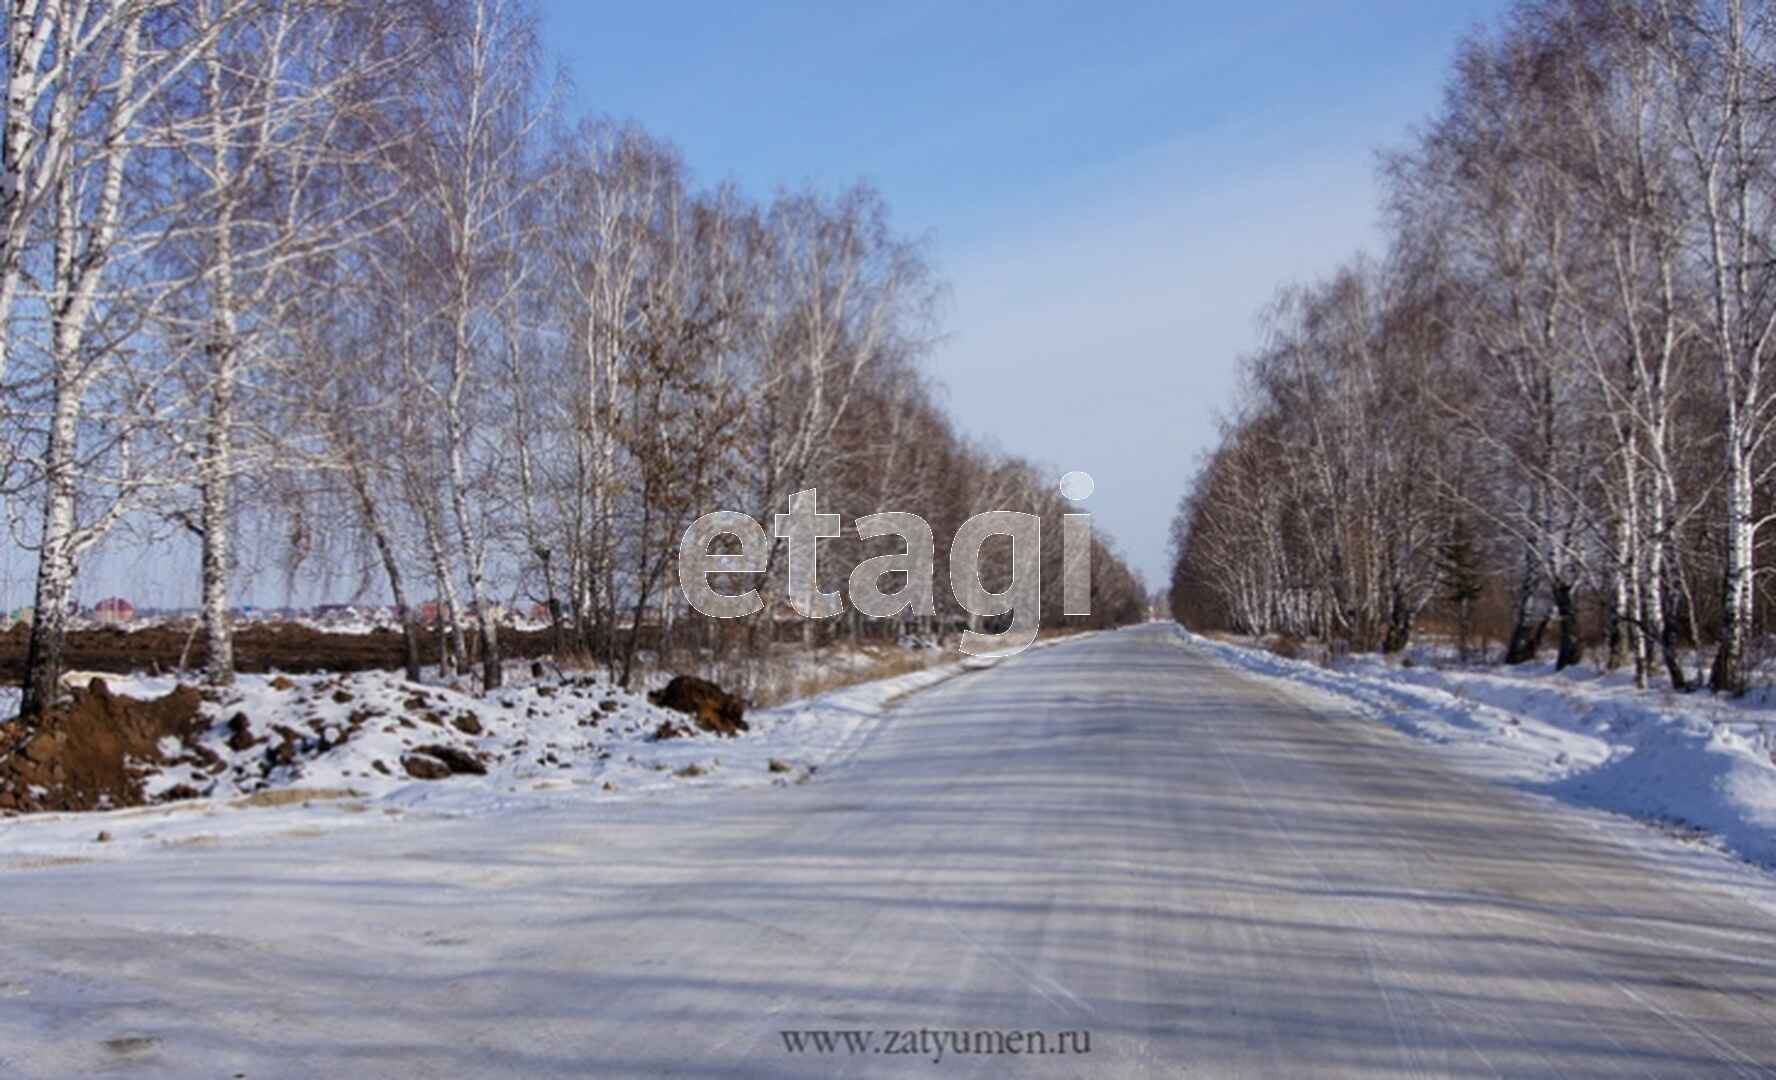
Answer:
[1265,634,1305,661]
[163,834,220,847]
[551,648,601,674]
[232,787,361,809]
[749,649,944,708]
[6,855,97,871]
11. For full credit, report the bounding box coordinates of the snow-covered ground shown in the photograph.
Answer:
[6,626,1776,1077]
[1175,626,1776,872]
[0,656,965,867]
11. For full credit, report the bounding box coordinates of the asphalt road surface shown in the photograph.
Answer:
[3,624,1776,1077]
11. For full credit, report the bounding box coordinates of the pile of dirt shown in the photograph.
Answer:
[648,675,748,736]
[401,744,488,780]
[0,680,210,813]
[0,622,561,680]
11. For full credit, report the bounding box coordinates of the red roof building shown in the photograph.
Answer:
[92,597,135,625]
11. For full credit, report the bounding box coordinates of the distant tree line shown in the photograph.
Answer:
[1,0,1145,714]
[1170,0,1776,694]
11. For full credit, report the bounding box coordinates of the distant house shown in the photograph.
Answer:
[92,597,135,625]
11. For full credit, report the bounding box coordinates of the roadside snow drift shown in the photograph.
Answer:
[1177,627,1776,869]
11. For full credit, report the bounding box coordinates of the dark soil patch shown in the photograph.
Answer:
[225,713,260,752]
[409,744,486,776]
[0,622,559,681]
[402,754,451,780]
[0,680,205,812]
[649,675,747,736]
[651,720,692,741]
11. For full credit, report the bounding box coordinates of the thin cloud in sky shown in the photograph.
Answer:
[937,138,1387,585]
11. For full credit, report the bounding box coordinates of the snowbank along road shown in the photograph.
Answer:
[3,624,1776,1076]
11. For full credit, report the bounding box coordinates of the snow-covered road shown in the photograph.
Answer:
[4,624,1776,1077]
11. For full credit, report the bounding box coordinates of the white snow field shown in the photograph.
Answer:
[3,625,1776,1076]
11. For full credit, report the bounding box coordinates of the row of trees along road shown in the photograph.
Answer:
[1,0,1147,714]
[1170,0,1776,695]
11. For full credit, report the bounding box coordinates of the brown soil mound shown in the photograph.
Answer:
[0,622,562,681]
[0,680,208,813]
[648,675,748,736]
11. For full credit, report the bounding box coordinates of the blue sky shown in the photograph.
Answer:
[538,0,1511,590]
